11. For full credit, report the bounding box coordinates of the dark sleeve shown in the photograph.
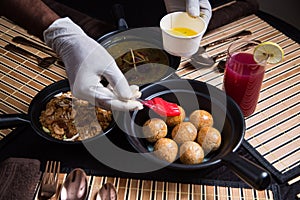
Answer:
[42,0,116,39]
[0,0,60,40]
[207,0,259,31]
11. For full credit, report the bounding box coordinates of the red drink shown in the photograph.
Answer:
[223,52,265,117]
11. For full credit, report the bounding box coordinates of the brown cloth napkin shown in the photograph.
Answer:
[208,0,259,31]
[0,157,41,200]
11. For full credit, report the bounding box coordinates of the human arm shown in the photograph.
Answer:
[0,0,59,40]
[0,0,143,111]
[43,17,143,111]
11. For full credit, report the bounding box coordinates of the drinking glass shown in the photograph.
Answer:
[223,40,265,117]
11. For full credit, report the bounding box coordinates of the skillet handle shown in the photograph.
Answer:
[112,4,128,30]
[0,114,30,129]
[222,152,271,190]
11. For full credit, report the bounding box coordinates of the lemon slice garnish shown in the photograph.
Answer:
[253,41,284,64]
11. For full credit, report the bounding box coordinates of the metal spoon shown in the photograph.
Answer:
[190,30,252,67]
[12,36,58,58]
[12,36,65,66]
[191,39,262,72]
[215,60,227,73]
[96,183,117,200]
[59,168,88,200]
[189,49,227,70]
[5,44,57,68]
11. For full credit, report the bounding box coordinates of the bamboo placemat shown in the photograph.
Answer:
[0,14,299,184]
[0,17,66,138]
[176,15,300,183]
[33,173,279,200]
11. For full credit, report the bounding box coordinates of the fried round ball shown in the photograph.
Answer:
[165,106,186,127]
[180,141,204,164]
[171,122,197,144]
[197,126,221,154]
[143,118,168,143]
[189,110,213,130]
[154,138,178,163]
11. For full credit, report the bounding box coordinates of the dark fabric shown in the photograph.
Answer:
[42,0,116,39]
[44,0,167,30]
[209,0,235,8]
[43,0,116,39]
[207,0,259,31]
[0,157,41,200]
[43,0,259,38]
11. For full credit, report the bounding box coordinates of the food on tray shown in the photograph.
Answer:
[142,118,168,143]
[39,92,112,141]
[197,126,221,155]
[179,141,204,165]
[171,122,197,144]
[189,110,213,130]
[165,106,186,127]
[154,138,178,163]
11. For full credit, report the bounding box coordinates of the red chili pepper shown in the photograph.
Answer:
[140,97,180,116]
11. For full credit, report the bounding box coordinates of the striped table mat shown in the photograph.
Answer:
[0,17,66,137]
[0,13,299,185]
[33,173,280,200]
[175,15,300,183]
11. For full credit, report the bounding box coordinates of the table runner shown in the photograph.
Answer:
[0,14,299,185]
[33,172,279,200]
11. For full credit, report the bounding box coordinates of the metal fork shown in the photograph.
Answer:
[38,161,60,200]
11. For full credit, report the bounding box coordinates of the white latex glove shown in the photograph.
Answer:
[43,17,143,111]
[164,0,212,25]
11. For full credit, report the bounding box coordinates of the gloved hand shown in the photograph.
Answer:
[43,17,143,111]
[164,0,212,25]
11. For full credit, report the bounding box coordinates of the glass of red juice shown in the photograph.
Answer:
[223,40,265,117]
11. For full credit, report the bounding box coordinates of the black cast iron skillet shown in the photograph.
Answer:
[97,4,181,85]
[123,79,271,190]
[0,79,115,144]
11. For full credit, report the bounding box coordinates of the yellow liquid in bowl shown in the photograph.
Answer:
[168,27,198,36]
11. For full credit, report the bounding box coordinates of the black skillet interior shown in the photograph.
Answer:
[123,79,245,170]
[28,79,115,144]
